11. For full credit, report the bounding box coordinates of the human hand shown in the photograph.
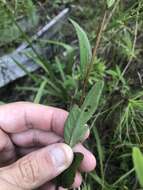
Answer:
[0,102,96,190]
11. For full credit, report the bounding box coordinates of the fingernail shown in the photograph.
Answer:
[49,144,73,169]
[59,187,68,190]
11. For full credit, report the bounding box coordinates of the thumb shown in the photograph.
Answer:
[0,143,73,190]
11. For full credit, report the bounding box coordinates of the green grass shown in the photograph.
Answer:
[1,0,143,189]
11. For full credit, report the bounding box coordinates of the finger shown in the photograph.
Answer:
[39,184,69,190]
[73,144,96,172]
[0,129,16,166]
[11,129,63,147]
[38,182,55,190]
[8,148,83,189]
[16,147,39,157]
[0,143,73,190]
[0,102,68,136]
[38,182,68,190]
[14,133,89,157]
[11,128,89,148]
[38,172,82,190]
[0,178,20,190]
[72,171,82,188]
[39,172,82,189]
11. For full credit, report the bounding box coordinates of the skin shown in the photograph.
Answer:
[0,102,96,190]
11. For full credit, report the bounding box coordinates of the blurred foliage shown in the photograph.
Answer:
[0,0,38,45]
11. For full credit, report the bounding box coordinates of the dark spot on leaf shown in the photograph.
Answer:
[84,105,91,112]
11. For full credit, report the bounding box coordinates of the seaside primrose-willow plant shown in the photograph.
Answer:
[56,20,104,188]
[56,81,104,188]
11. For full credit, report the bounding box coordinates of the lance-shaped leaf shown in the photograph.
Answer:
[132,147,143,187]
[64,80,104,147]
[70,19,92,78]
[80,80,104,124]
[64,105,81,146]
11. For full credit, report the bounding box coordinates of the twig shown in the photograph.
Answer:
[80,11,107,105]
[103,0,121,31]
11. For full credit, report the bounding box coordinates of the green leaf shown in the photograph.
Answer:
[93,127,104,182]
[64,105,82,146]
[80,80,104,124]
[34,79,47,104]
[70,19,92,78]
[132,147,143,187]
[64,81,104,147]
[56,152,84,188]
[107,0,115,8]
[46,40,74,53]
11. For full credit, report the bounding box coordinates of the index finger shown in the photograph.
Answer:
[0,102,68,136]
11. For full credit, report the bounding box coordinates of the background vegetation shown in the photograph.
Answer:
[0,0,143,189]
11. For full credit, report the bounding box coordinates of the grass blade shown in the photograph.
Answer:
[34,79,47,104]
[132,147,143,187]
[113,168,134,186]
[89,172,109,189]
[92,127,104,185]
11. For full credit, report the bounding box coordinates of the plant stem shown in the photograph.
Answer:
[80,11,107,105]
